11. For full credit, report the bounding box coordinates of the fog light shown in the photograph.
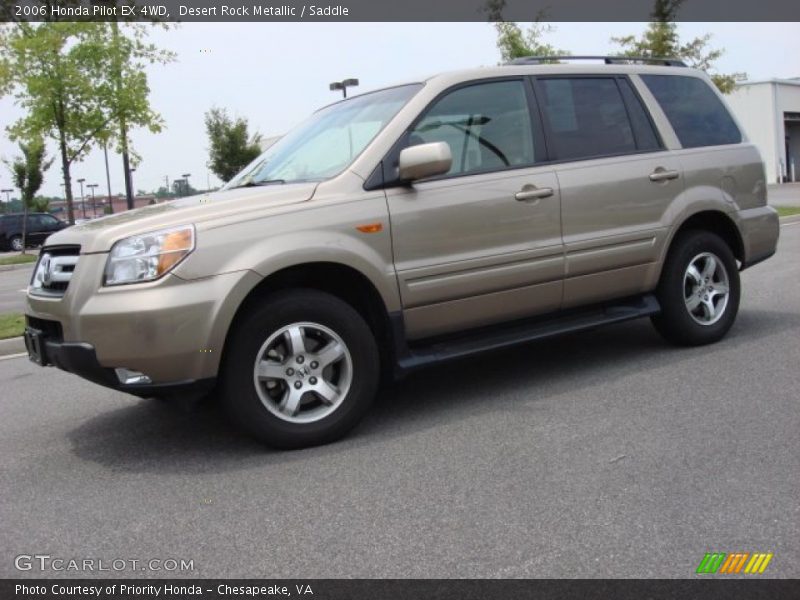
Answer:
[115,368,152,385]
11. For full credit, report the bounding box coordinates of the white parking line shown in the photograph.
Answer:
[0,353,27,361]
[781,220,800,228]
[18,289,27,293]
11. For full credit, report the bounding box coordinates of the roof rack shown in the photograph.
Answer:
[507,55,687,67]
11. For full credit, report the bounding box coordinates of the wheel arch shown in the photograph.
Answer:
[221,262,397,380]
[659,210,744,281]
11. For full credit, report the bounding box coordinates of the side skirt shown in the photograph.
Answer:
[389,294,660,377]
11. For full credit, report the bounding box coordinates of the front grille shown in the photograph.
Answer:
[29,245,81,298]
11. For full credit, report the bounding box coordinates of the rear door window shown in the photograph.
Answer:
[640,74,741,148]
[536,77,638,161]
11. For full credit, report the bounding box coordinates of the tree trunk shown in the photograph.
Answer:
[58,129,75,225]
[121,123,134,211]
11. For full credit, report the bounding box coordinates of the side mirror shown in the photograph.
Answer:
[398,141,452,182]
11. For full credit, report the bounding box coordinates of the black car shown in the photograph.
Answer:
[0,213,68,251]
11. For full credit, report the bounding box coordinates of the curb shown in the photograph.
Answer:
[0,336,25,357]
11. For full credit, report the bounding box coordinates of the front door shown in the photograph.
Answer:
[386,79,564,339]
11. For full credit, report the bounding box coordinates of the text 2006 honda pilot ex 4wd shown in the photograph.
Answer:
[25,57,779,448]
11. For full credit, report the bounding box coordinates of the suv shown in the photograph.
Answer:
[1,212,67,251]
[24,58,779,448]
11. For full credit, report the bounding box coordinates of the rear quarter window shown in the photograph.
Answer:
[641,74,741,148]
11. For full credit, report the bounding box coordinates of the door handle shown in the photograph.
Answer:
[649,168,680,182]
[515,186,554,201]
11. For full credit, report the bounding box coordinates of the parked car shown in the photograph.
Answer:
[0,212,68,251]
[24,57,779,448]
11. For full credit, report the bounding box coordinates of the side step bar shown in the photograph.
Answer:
[394,294,660,374]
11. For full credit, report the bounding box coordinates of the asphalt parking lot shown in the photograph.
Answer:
[0,221,798,580]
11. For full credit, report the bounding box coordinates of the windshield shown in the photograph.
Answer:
[224,83,423,189]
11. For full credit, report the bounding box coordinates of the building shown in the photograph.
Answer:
[726,78,800,184]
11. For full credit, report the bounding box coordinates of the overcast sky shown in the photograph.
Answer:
[1,22,798,199]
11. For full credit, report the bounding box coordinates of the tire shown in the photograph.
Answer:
[221,289,380,449]
[651,230,740,346]
[9,236,23,252]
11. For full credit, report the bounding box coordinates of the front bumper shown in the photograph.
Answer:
[24,330,215,398]
[25,253,261,386]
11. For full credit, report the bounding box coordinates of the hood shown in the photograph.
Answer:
[47,182,318,253]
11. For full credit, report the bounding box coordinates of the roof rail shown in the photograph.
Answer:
[507,55,687,67]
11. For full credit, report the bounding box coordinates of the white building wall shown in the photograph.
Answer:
[727,80,800,184]
[726,83,779,182]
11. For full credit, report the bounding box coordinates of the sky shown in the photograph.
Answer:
[1,22,799,199]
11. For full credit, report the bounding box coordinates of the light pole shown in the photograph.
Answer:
[77,178,86,219]
[329,78,359,98]
[87,184,98,217]
[182,173,191,196]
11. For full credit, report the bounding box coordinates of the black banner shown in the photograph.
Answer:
[2,0,800,22]
[3,579,800,600]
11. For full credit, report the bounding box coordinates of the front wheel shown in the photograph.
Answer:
[651,230,740,346]
[221,290,380,449]
[9,236,23,252]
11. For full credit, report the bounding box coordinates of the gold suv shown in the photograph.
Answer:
[25,57,779,448]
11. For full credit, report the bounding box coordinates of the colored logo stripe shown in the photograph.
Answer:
[697,553,726,573]
[719,553,749,574]
[744,553,773,574]
[697,552,773,574]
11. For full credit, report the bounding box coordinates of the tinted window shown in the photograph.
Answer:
[641,75,741,148]
[537,78,638,161]
[410,80,537,177]
[618,78,661,151]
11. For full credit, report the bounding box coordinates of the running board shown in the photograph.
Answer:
[395,294,660,374]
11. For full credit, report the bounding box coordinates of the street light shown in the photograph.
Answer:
[329,78,359,98]
[77,178,86,219]
[87,184,98,217]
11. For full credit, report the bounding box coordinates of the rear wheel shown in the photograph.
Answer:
[9,236,23,252]
[221,290,379,449]
[651,230,740,346]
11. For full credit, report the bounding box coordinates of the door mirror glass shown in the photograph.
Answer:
[398,141,452,182]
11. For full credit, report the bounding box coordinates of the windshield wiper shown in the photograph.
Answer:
[231,178,286,189]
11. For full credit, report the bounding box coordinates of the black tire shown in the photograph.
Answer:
[221,289,379,449]
[651,230,740,346]
[9,235,23,252]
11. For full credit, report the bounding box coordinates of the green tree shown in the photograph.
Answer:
[8,137,52,253]
[205,107,263,183]
[31,197,51,213]
[81,21,175,210]
[0,22,108,224]
[611,0,745,93]
[484,1,567,62]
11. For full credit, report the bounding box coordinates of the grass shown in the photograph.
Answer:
[0,253,37,266]
[0,313,25,340]
[775,205,800,218]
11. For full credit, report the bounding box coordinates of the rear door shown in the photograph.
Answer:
[532,75,682,308]
[386,78,563,339]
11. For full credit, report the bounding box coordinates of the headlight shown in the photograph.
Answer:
[104,225,195,286]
